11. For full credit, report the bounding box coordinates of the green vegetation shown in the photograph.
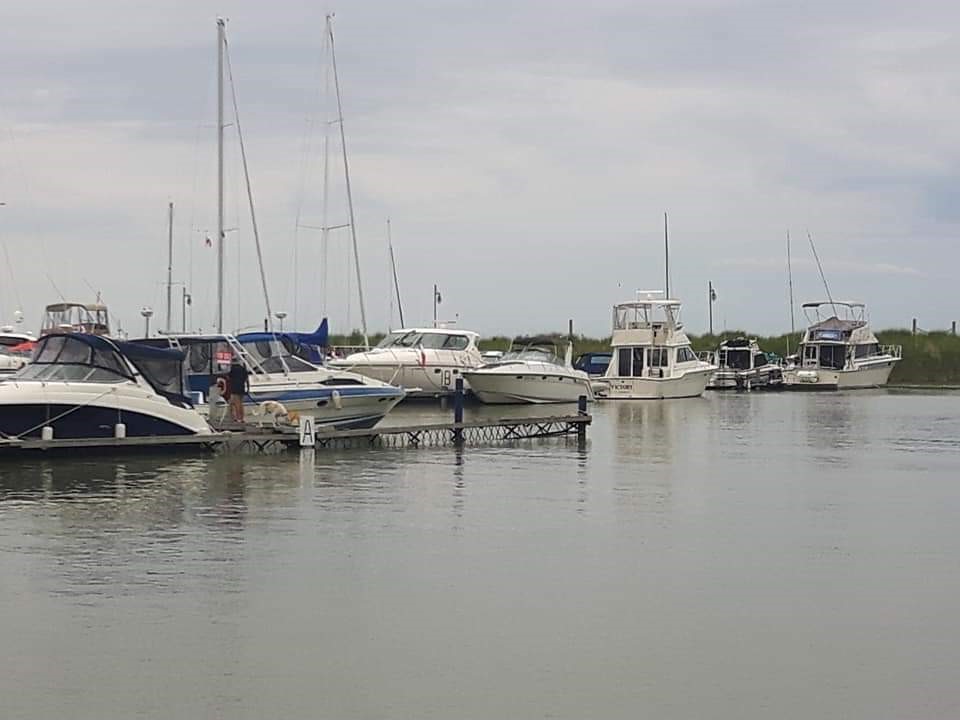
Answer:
[330,328,960,385]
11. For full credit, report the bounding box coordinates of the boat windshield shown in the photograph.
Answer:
[501,348,561,365]
[241,337,318,374]
[376,331,470,351]
[13,334,132,383]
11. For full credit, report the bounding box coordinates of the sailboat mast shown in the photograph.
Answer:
[216,17,225,333]
[166,201,173,332]
[327,15,368,348]
[786,230,795,356]
[664,211,670,298]
[387,218,404,328]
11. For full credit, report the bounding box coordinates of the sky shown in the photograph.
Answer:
[1,0,958,339]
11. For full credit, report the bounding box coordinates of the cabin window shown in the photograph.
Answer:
[649,348,668,367]
[820,345,845,370]
[188,344,211,374]
[443,335,469,350]
[854,343,879,358]
[632,348,644,376]
[676,346,697,363]
[753,352,767,367]
[803,345,818,361]
[617,348,632,376]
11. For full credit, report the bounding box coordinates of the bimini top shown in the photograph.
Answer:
[44,301,110,313]
[18,332,190,405]
[801,301,865,309]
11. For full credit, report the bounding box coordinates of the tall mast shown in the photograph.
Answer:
[327,15,368,348]
[664,211,670,298]
[786,230,796,356]
[166,201,173,332]
[216,17,225,333]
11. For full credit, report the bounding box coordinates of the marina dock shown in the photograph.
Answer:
[0,408,591,457]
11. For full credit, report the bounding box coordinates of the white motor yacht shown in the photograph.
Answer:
[704,337,783,390]
[328,327,483,398]
[462,337,594,404]
[782,301,900,390]
[0,333,211,439]
[140,333,405,430]
[0,326,35,376]
[593,293,715,400]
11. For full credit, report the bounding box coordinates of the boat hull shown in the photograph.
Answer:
[462,371,593,405]
[201,385,405,430]
[783,360,897,390]
[0,384,211,439]
[328,362,475,398]
[595,368,713,400]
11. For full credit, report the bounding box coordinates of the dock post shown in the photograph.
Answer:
[453,378,464,445]
[912,318,917,335]
[953,321,956,336]
[577,395,587,444]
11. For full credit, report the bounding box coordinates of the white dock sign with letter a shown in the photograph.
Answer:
[298,415,316,447]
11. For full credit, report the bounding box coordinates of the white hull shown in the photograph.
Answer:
[0,381,212,437]
[783,359,897,390]
[330,361,475,398]
[595,368,713,400]
[199,377,404,429]
[463,372,593,404]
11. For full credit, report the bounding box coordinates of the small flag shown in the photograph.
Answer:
[435,288,442,304]
[710,287,717,302]
[205,235,212,247]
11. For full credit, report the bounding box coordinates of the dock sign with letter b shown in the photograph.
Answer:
[299,415,316,447]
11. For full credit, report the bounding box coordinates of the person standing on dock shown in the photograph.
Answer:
[228,356,250,423]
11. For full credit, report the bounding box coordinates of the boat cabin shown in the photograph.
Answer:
[14,332,191,406]
[41,302,111,337]
[607,296,700,379]
[373,328,478,352]
[796,301,894,371]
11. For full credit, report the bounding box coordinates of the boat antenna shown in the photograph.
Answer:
[327,14,369,348]
[663,211,670,298]
[387,218,405,328]
[216,18,225,333]
[223,32,273,332]
[786,229,795,356]
[806,230,836,315]
[166,201,174,333]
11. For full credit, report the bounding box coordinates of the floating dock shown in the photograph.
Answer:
[0,411,591,457]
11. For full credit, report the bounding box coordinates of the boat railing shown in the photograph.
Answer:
[881,344,903,359]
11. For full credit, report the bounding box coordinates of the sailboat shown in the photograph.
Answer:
[137,18,404,430]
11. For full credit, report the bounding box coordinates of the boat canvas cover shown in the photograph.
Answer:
[31,333,190,405]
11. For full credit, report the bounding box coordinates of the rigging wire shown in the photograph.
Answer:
[224,33,274,331]
[806,229,836,316]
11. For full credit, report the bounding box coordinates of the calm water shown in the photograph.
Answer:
[2,391,959,719]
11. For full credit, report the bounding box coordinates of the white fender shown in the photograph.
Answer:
[331,389,343,410]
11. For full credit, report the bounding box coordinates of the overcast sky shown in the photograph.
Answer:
[1,0,958,339]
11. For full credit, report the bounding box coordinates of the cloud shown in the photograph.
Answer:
[1,0,959,337]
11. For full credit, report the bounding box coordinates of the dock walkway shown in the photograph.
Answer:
[0,412,591,457]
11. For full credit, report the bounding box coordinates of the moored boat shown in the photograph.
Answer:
[593,293,715,400]
[140,333,405,430]
[328,327,483,398]
[0,332,211,439]
[463,337,594,404]
[782,301,900,390]
[704,336,783,390]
